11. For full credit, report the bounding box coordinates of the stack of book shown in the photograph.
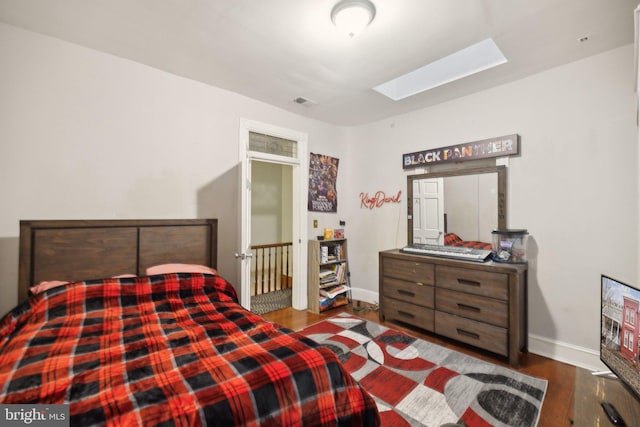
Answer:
[319,284,349,299]
[319,285,349,312]
[332,245,342,261]
[320,244,345,265]
[334,263,346,283]
[321,246,329,263]
[319,264,347,287]
[319,269,337,286]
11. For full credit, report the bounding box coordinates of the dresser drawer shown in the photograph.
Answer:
[383,277,434,308]
[436,288,508,328]
[382,296,434,332]
[436,265,508,300]
[383,257,434,284]
[435,311,507,356]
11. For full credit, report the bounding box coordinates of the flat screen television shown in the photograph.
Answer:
[600,274,640,400]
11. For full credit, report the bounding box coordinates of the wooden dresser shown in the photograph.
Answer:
[379,249,527,367]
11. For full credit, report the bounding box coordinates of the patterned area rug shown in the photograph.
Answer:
[298,313,547,427]
[250,288,292,315]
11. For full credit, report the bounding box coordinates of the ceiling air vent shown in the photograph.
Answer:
[293,97,316,106]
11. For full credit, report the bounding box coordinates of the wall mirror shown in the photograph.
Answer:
[407,166,506,247]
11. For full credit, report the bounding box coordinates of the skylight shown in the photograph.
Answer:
[373,38,508,101]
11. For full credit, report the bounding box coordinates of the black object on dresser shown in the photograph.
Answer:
[379,249,528,367]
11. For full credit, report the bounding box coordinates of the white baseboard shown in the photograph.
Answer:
[351,288,605,371]
[350,287,380,306]
[528,333,607,372]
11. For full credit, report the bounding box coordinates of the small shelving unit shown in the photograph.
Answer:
[307,238,351,314]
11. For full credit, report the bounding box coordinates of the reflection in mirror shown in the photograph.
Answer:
[444,173,497,244]
[407,166,505,248]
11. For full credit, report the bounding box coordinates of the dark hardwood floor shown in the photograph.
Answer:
[263,303,576,427]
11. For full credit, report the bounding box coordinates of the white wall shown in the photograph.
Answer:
[344,45,638,370]
[0,23,349,316]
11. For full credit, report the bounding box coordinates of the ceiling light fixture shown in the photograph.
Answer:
[331,0,376,38]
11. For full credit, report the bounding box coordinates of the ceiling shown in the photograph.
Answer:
[0,0,638,126]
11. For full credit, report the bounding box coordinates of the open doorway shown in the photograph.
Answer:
[249,161,294,314]
[238,119,308,313]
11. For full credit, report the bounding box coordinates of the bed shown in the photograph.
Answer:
[1,219,379,426]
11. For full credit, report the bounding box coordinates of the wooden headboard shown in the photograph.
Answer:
[18,219,218,304]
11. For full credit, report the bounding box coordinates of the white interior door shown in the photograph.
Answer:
[238,154,253,309]
[239,119,308,310]
[412,177,444,244]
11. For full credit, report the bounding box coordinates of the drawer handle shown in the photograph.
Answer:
[456,328,480,340]
[415,282,424,286]
[397,310,415,319]
[457,303,481,313]
[397,290,415,297]
[457,278,481,287]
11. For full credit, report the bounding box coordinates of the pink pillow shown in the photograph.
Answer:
[30,274,135,295]
[145,263,217,276]
[30,280,69,295]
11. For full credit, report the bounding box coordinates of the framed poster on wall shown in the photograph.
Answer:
[308,153,339,213]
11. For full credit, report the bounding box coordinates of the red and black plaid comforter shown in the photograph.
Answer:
[0,273,379,426]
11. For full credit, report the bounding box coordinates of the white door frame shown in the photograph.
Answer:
[238,118,308,310]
